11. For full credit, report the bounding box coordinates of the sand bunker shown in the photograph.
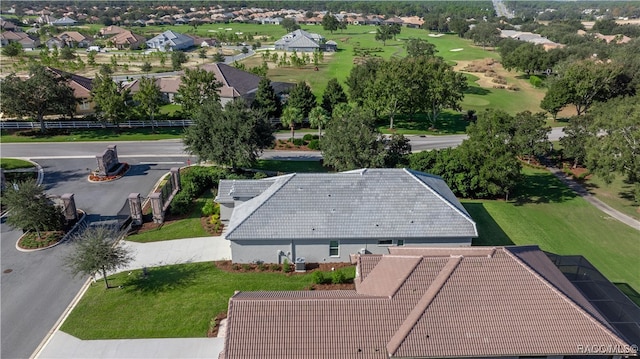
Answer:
[428,33,445,37]
[450,48,464,52]
[368,31,377,34]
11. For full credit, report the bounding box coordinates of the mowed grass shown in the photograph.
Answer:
[0,127,186,143]
[0,158,36,170]
[60,262,319,339]
[126,191,213,243]
[583,173,640,221]
[463,167,640,293]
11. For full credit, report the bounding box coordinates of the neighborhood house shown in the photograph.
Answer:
[274,29,337,52]
[216,168,478,264]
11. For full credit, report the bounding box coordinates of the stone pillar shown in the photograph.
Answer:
[149,192,164,224]
[170,167,181,192]
[108,145,119,164]
[60,193,78,221]
[128,193,143,226]
[95,154,106,176]
[0,168,5,191]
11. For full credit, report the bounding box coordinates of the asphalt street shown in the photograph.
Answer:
[1,155,189,359]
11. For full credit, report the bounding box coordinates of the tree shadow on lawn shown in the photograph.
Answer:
[464,85,490,96]
[122,264,200,294]
[463,202,514,246]
[512,171,577,206]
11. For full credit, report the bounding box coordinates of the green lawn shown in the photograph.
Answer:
[582,173,640,221]
[0,127,186,143]
[463,167,640,294]
[126,191,213,243]
[60,263,321,339]
[0,158,35,170]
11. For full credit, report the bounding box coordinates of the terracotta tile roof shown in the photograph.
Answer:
[222,246,637,359]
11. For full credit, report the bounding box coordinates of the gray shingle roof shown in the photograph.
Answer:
[222,169,477,240]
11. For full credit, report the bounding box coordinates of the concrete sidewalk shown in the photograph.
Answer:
[35,236,231,359]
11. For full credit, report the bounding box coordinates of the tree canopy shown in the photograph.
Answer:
[0,65,76,132]
[2,180,65,239]
[183,100,273,169]
[468,22,501,49]
[133,77,164,132]
[64,225,133,289]
[91,66,131,128]
[280,106,303,139]
[322,13,339,33]
[281,18,300,32]
[175,68,222,118]
[405,38,437,58]
[286,81,316,118]
[321,107,386,171]
[321,78,348,117]
[308,106,329,137]
[251,77,281,119]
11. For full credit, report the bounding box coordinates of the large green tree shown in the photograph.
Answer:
[346,58,381,106]
[321,107,386,171]
[322,13,339,33]
[560,115,594,169]
[133,77,164,133]
[510,111,551,163]
[2,180,64,239]
[91,66,131,128]
[286,81,316,118]
[321,78,348,117]
[542,60,628,116]
[1,42,23,57]
[281,18,300,32]
[500,42,549,74]
[365,58,411,129]
[175,68,222,118]
[251,77,281,119]
[405,38,437,58]
[469,22,501,49]
[171,51,188,71]
[64,225,133,289]
[0,65,76,132]
[586,97,640,187]
[183,100,273,169]
[375,24,393,46]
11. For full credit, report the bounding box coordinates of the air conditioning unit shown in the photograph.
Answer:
[295,257,306,272]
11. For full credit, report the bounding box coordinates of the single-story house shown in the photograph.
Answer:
[108,30,146,50]
[222,245,639,358]
[274,29,336,52]
[0,18,19,31]
[46,31,93,49]
[216,168,478,264]
[199,63,294,106]
[51,16,77,27]
[146,30,194,51]
[47,67,94,115]
[125,77,180,103]
[98,25,127,37]
[0,31,40,50]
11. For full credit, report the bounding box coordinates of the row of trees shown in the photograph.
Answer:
[346,49,467,129]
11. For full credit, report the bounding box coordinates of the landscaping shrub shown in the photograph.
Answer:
[242,263,251,271]
[529,75,543,88]
[292,138,305,146]
[253,172,268,179]
[201,200,219,217]
[282,258,291,273]
[257,263,266,271]
[307,139,320,150]
[332,269,348,284]
[168,192,192,215]
[302,134,314,141]
[270,263,281,271]
[312,271,331,284]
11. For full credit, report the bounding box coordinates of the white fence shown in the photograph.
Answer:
[0,120,194,130]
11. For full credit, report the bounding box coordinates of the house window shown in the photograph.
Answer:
[397,240,404,247]
[377,239,393,246]
[79,100,90,110]
[329,240,339,257]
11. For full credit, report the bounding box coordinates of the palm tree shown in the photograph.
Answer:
[280,106,303,140]
[308,106,329,137]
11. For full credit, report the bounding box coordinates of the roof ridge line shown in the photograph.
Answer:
[386,255,462,356]
[403,168,477,234]
[223,173,296,239]
[503,248,632,347]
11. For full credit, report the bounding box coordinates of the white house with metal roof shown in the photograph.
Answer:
[146,30,194,51]
[274,29,336,52]
[215,168,477,264]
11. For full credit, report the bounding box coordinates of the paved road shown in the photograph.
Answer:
[0,156,187,359]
